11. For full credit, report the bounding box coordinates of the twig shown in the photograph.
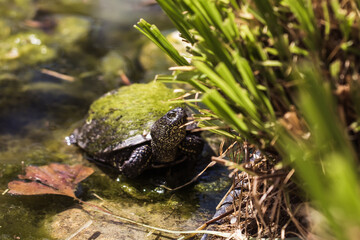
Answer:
[282,192,308,237]
[283,168,295,184]
[76,198,113,215]
[244,141,249,163]
[2,189,9,195]
[203,207,236,228]
[92,193,105,201]
[269,186,282,223]
[216,182,235,210]
[221,141,238,158]
[254,172,289,180]
[65,220,93,240]
[258,182,276,205]
[212,156,257,176]
[41,69,75,82]
[76,195,233,239]
[118,71,131,85]
[94,209,232,239]
[251,177,269,236]
[161,161,216,191]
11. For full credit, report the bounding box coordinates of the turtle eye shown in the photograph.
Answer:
[167,112,176,119]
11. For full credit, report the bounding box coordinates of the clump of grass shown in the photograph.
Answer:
[136,0,360,239]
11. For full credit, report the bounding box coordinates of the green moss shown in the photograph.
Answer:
[0,200,52,240]
[194,176,231,192]
[86,82,182,149]
[0,32,56,71]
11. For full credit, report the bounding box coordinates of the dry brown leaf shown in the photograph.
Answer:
[7,163,94,198]
[279,110,310,139]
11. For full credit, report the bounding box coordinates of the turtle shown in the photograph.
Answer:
[66,83,204,178]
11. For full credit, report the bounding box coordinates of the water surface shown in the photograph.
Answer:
[0,1,230,239]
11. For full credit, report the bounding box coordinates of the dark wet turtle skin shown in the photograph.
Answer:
[69,107,204,178]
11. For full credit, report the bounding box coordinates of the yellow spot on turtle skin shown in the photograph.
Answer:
[178,145,197,153]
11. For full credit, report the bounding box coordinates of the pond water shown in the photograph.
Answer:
[0,1,230,239]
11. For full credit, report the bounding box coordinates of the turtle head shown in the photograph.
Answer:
[150,107,187,148]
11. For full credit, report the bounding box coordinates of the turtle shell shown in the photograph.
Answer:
[71,82,182,156]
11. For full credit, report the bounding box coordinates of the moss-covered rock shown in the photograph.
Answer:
[53,15,91,52]
[100,51,130,88]
[77,81,182,155]
[36,0,95,15]
[0,19,12,39]
[0,32,56,71]
[0,0,36,21]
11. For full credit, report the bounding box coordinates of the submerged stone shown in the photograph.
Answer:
[53,15,91,52]
[0,32,56,71]
[0,19,12,39]
[36,0,95,15]
[100,51,131,88]
[44,198,201,240]
[0,0,36,21]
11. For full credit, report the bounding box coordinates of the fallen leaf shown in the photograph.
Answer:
[7,163,94,198]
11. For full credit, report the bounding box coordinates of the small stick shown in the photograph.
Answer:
[216,182,235,210]
[41,69,75,82]
[2,189,9,195]
[118,71,131,85]
[65,220,93,240]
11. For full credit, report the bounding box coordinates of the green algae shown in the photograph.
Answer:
[84,82,182,153]
[194,176,231,193]
[0,163,63,240]
[0,135,66,167]
[84,173,169,201]
[0,200,52,240]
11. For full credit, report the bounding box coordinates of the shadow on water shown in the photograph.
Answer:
[0,1,230,239]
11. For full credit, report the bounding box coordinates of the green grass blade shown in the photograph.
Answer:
[156,0,195,44]
[135,19,189,66]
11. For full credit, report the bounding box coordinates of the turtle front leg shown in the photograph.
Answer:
[121,144,152,178]
[178,134,204,157]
